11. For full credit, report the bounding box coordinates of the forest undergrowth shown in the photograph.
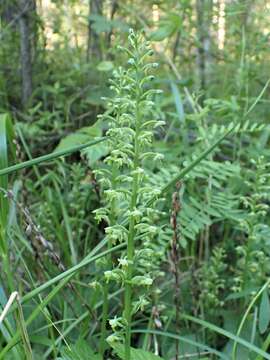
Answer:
[0,1,270,359]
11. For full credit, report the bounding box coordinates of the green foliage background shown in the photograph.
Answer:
[0,1,270,359]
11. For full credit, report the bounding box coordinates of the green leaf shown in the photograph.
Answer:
[150,24,175,41]
[111,343,164,360]
[232,279,270,360]
[133,329,229,359]
[82,142,108,166]
[88,14,128,34]
[60,339,102,360]
[55,121,102,152]
[97,61,114,72]
[259,289,270,334]
[183,314,270,360]
[0,284,16,343]
[89,14,112,33]
[150,14,181,41]
[55,133,90,151]
[225,287,260,301]
[0,113,15,250]
[0,243,126,359]
[30,335,54,347]
[54,121,108,166]
[170,81,185,123]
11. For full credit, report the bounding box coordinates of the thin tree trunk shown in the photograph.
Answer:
[196,0,212,94]
[18,0,35,107]
[87,0,103,61]
[107,0,118,50]
[0,0,17,25]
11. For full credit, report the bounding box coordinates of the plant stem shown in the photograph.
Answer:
[170,185,181,359]
[124,186,138,360]
[124,88,141,360]
[100,283,109,357]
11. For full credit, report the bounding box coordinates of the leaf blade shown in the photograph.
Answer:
[111,343,164,360]
[259,289,270,334]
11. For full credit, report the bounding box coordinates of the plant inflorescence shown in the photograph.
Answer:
[94,29,165,359]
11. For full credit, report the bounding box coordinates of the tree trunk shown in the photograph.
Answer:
[18,0,35,107]
[87,0,103,61]
[107,0,118,50]
[196,0,212,94]
[0,0,17,25]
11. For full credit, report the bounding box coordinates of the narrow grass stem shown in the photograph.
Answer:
[0,137,107,177]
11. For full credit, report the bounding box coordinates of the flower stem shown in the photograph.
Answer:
[100,283,109,357]
[124,88,141,360]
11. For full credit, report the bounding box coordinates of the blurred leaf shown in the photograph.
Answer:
[111,343,164,360]
[259,289,270,334]
[89,14,111,33]
[89,15,128,34]
[55,133,90,151]
[150,24,175,41]
[54,121,108,165]
[97,61,114,72]
[225,287,259,301]
[0,113,15,244]
[150,14,181,41]
[86,88,110,106]
[170,81,185,123]
[82,142,108,166]
[0,284,16,342]
[60,338,101,360]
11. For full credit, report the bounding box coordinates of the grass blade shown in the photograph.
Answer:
[0,292,33,360]
[0,137,107,177]
[244,78,270,117]
[0,114,16,293]
[132,329,229,359]
[0,114,15,248]
[170,81,185,123]
[232,279,270,360]
[182,314,270,359]
[15,293,33,360]
[0,242,124,357]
